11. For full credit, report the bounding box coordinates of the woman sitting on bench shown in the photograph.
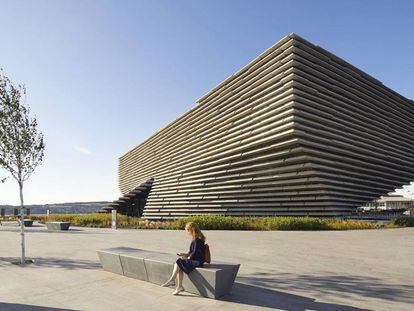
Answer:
[162,221,206,295]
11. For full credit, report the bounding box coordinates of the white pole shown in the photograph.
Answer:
[112,210,117,230]
[19,181,25,265]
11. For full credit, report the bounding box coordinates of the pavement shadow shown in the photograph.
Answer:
[0,302,76,310]
[0,257,101,270]
[0,227,95,234]
[236,272,414,305]
[222,281,371,310]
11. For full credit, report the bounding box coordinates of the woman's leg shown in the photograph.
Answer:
[162,263,180,286]
[177,269,184,289]
[172,269,185,294]
[170,263,181,281]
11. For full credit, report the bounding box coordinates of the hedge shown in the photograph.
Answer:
[26,214,396,230]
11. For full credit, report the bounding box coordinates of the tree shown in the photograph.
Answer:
[0,71,45,265]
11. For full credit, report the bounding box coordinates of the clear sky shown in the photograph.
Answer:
[0,0,413,205]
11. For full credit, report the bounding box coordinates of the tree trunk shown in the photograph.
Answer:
[19,180,25,265]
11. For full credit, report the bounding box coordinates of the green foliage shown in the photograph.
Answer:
[173,215,254,230]
[0,70,45,263]
[252,217,330,230]
[176,217,380,230]
[31,214,382,230]
[391,217,414,227]
[324,219,380,230]
[31,214,174,229]
[0,70,45,185]
[32,214,109,227]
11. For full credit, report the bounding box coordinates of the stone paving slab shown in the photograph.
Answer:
[0,221,413,310]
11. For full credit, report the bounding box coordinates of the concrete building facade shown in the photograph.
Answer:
[105,34,414,219]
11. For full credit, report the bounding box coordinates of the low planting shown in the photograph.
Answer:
[0,216,19,221]
[177,216,380,230]
[31,214,172,229]
[32,214,110,227]
[391,216,414,227]
[253,217,331,230]
[173,215,253,230]
[26,213,403,230]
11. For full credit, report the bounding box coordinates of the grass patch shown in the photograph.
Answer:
[29,214,388,230]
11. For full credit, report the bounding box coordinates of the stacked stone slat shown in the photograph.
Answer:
[100,178,154,216]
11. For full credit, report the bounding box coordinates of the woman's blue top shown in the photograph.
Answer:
[188,237,205,264]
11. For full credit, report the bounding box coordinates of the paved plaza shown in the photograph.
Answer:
[0,222,413,311]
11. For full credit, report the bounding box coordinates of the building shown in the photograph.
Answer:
[360,193,414,211]
[102,34,414,219]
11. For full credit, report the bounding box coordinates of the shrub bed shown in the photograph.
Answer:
[31,214,173,229]
[173,215,254,230]
[391,216,414,227]
[28,214,391,230]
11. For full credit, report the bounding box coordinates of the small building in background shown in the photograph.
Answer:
[359,192,414,212]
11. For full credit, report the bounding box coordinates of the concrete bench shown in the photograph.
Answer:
[18,219,34,227]
[46,222,71,231]
[23,219,34,227]
[97,247,240,299]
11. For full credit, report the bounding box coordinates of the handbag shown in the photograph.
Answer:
[204,243,211,264]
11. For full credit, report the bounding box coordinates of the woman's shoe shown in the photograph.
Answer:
[172,286,184,295]
[161,279,175,287]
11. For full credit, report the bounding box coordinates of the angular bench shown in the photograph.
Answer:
[46,222,71,231]
[97,247,240,299]
[23,219,34,227]
[18,219,34,227]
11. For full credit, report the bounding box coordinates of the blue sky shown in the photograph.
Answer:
[0,0,413,204]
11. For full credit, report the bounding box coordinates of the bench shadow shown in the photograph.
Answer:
[177,269,379,310]
[0,227,95,234]
[221,282,371,311]
[236,273,414,304]
[0,302,75,311]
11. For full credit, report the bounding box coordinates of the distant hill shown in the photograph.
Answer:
[0,201,110,215]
